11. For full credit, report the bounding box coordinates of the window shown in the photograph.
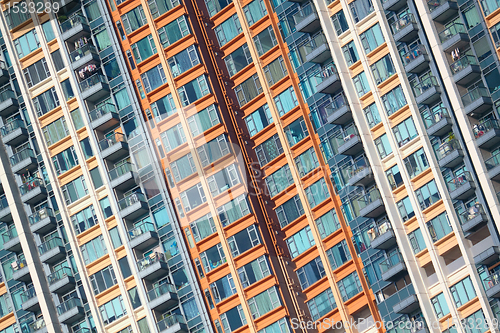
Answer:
[228,225,261,257]
[404,148,428,179]
[397,196,415,222]
[179,183,206,212]
[204,0,230,16]
[200,243,226,272]
[148,0,180,18]
[42,117,68,146]
[284,116,308,146]
[128,287,141,309]
[109,227,122,248]
[5,2,30,29]
[364,103,381,128]
[463,310,487,333]
[408,228,426,254]
[416,180,440,210]
[168,45,200,77]
[118,256,131,278]
[342,41,359,66]
[33,87,60,117]
[158,16,190,47]
[265,164,293,197]
[244,0,267,25]
[81,235,108,264]
[71,108,85,129]
[61,176,88,204]
[137,318,150,333]
[253,26,277,56]
[187,104,220,136]
[393,117,418,147]
[264,56,287,86]
[276,195,304,228]
[215,14,242,46]
[23,58,50,87]
[245,104,272,136]
[151,94,176,122]
[141,64,167,93]
[52,147,78,175]
[210,274,236,303]
[90,167,103,189]
[275,86,298,115]
[52,50,64,71]
[121,6,147,34]
[131,35,157,63]
[14,29,40,58]
[225,44,253,76]
[71,205,98,235]
[307,288,336,320]
[360,23,384,54]
[220,305,247,333]
[80,137,94,159]
[337,272,362,301]
[295,148,319,176]
[353,72,370,97]
[160,124,186,152]
[349,0,373,23]
[99,295,127,325]
[248,287,281,319]
[371,55,395,85]
[258,319,290,333]
[431,293,450,318]
[316,210,340,238]
[178,75,210,106]
[90,265,117,295]
[255,134,283,166]
[382,85,406,116]
[190,213,216,242]
[374,133,392,159]
[297,257,325,290]
[170,153,196,183]
[197,135,230,166]
[304,179,329,208]
[386,164,403,190]
[238,256,271,287]
[450,277,476,307]
[207,164,240,196]
[331,10,348,35]
[100,197,113,218]
[326,240,351,269]
[427,212,452,242]
[235,74,263,106]
[286,226,315,258]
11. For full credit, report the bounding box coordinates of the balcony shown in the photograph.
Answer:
[305,34,331,64]
[380,252,407,281]
[38,237,66,264]
[2,228,21,252]
[12,258,31,282]
[57,298,85,324]
[326,94,351,125]
[422,108,452,137]
[69,44,100,71]
[474,119,500,150]
[148,283,178,311]
[0,195,11,222]
[393,295,419,314]
[428,0,458,22]
[28,318,48,333]
[343,155,373,187]
[119,193,149,220]
[138,252,169,280]
[450,56,480,86]
[370,220,397,250]
[335,125,363,156]
[462,87,493,118]
[99,133,129,161]
[20,178,47,205]
[1,119,28,146]
[29,208,57,235]
[474,246,500,265]
[382,0,406,11]
[484,272,500,298]
[109,163,137,190]
[293,4,320,33]
[0,90,19,117]
[48,267,76,294]
[357,188,385,218]
[80,74,109,102]
[0,61,8,85]
[486,152,500,181]
[89,103,119,131]
[402,45,429,74]
[413,76,441,105]
[439,23,469,52]
[315,65,341,94]
[60,15,91,42]
[21,287,40,312]
[10,148,37,174]
[392,13,418,43]
[128,222,158,250]
[436,139,463,169]
[447,172,476,201]
[157,314,188,333]
[459,204,487,234]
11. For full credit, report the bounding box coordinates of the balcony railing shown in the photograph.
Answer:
[435,139,461,161]
[293,3,315,25]
[147,283,176,301]
[69,44,98,63]
[98,133,126,151]
[0,119,24,137]
[57,297,82,315]
[447,171,473,192]
[109,163,135,181]
[368,219,393,241]
[60,14,88,33]
[486,151,500,171]
[89,103,116,122]
[391,13,416,34]
[0,90,16,103]
[20,286,37,302]
[480,0,500,16]
[461,87,490,107]
[356,188,381,210]
[128,222,156,240]
[12,257,27,272]
[473,119,500,139]
[29,208,55,226]
[10,148,35,167]
[315,63,338,81]
[438,23,466,43]
[38,237,63,255]
[483,271,500,290]
[0,195,8,211]
[428,0,453,12]
[422,107,449,129]
[137,252,167,272]
[401,45,427,66]
[342,155,370,182]
[118,193,147,211]
[459,204,484,226]
[28,318,46,333]
[379,251,404,274]
[19,178,45,196]
[304,33,327,56]
[450,55,478,75]
[413,76,439,97]
[2,227,17,243]
[333,124,359,148]
[79,74,107,93]
[157,314,186,332]
[47,267,73,285]
[325,93,347,117]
